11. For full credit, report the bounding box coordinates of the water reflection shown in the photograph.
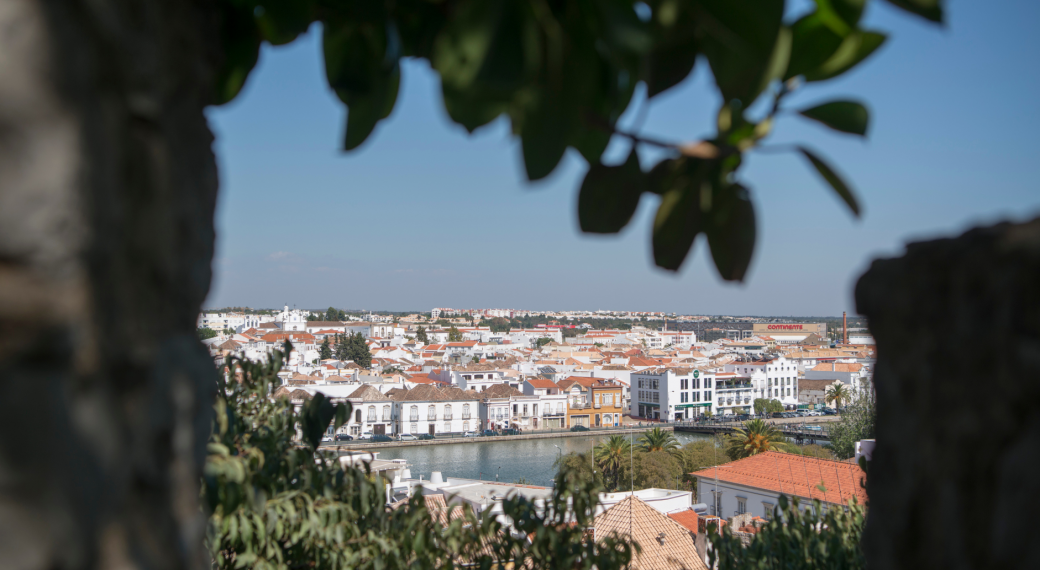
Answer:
[374,432,713,487]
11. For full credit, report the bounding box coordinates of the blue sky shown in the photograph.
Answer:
[206,0,1040,316]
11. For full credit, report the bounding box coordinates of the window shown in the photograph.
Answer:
[410,422,417,433]
[444,404,452,420]
[513,404,518,415]
[410,406,419,421]
[355,409,362,423]
[367,406,376,422]
[522,404,528,415]
[604,394,613,406]
[382,406,391,421]
[737,497,747,515]
[463,403,470,419]
[463,421,469,432]
[594,394,601,406]
[762,503,775,520]
[428,405,436,420]
[444,422,450,432]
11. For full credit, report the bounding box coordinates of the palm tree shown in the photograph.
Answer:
[826,381,851,409]
[725,419,795,460]
[594,435,631,491]
[638,427,680,454]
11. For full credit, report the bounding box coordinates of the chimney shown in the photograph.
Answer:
[843,312,848,345]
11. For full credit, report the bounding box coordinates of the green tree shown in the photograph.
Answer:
[826,381,852,409]
[415,325,429,344]
[828,381,876,459]
[319,337,332,360]
[709,495,867,570]
[638,427,680,454]
[554,452,603,488]
[489,317,511,333]
[676,439,731,493]
[206,346,637,569]
[197,327,218,340]
[768,399,785,414]
[536,337,553,348]
[324,306,338,322]
[632,450,683,490]
[594,435,632,492]
[346,332,373,369]
[725,419,796,460]
[754,398,770,414]
[447,326,463,342]
[333,333,350,361]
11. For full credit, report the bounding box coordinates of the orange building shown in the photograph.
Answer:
[557,376,625,428]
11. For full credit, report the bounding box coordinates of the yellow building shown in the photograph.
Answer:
[558,376,625,428]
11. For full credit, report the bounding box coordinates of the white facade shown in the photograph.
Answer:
[395,399,479,436]
[725,356,799,407]
[630,369,715,421]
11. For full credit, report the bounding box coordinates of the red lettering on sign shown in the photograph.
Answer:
[767,324,805,330]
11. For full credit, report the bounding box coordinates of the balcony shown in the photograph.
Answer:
[462,414,471,420]
[542,412,566,417]
[427,416,437,421]
[443,414,453,421]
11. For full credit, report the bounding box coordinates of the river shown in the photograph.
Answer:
[373,432,717,487]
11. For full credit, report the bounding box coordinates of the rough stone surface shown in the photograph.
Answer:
[0,1,220,568]
[856,216,1040,569]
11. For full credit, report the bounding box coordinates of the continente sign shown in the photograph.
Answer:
[767,324,804,330]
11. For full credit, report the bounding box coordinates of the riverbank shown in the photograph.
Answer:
[322,425,672,451]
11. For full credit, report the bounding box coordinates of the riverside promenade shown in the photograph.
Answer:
[321,424,671,451]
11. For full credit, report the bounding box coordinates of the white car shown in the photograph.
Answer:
[358,433,373,440]
[463,431,479,438]
[399,434,417,441]
[320,436,333,443]
[807,410,823,417]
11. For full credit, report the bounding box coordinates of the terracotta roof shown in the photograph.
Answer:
[346,384,389,401]
[325,375,352,383]
[481,383,523,398]
[594,496,707,570]
[525,378,559,389]
[289,389,312,400]
[690,451,867,506]
[810,362,863,372]
[798,379,835,392]
[272,386,292,399]
[391,385,480,402]
[667,509,700,536]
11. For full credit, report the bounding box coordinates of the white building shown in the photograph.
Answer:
[522,378,568,429]
[392,385,480,436]
[692,451,867,519]
[630,368,715,421]
[724,356,800,407]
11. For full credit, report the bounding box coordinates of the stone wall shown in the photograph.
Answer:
[856,216,1040,569]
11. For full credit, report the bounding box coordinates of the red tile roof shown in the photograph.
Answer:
[690,451,867,506]
[667,509,700,535]
[525,378,559,389]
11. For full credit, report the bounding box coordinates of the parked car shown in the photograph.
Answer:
[735,414,751,421]
[358,433,373,440]
[481,429,497,437]
[372,434,394,442]
[771,412,785,418]
[334,434,354,441]
[822,408,837,415]
[417,434,435,440]
[500,428,521,436]
[807,410,822,417]
[320,435,333,443]
[795,410,810,417]
[398,434,417,441]
[463,431,479,437]
[570,425,590,432]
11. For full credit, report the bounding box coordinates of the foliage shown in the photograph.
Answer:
[554,451,603,488]
[488,317,511,333]
[828,381,876,459]
[345,332,373,368]
[754,398,784,414]
[632,450,683,490]
[318,337,332,360]
[594,435,632,491]
[333,333,349,361]
[198,327,218,340]
[826,381,851,408]
[676,439,731,492]
[536,337,552,348]
[725,419,796,460]
[708,495,867,570]
[789,443,837,461]
[205,346,637,569]
[214,0,943,281]
[415,325,429,344]
[638,427,680,454]
[325,306,347,321]
[447,326,463,342]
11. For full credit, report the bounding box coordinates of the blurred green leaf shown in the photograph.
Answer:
[695,0,785,104]
[785,11,846,80]
[340,69,400,151]
[706,183,756,282]
[652,158,709,270]
[799,147,861,217]
[831,0,868,26]
[254,0,314,45]
[804,30,887,82]
[578,149,645,234]
[884,0,944,23]
[798,100,869,136]
[301,392,335,450]
[214,3,262,105]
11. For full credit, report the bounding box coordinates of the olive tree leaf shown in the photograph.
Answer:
[519,92,571,181]
[798,100,869,136]
[578,149,645,234]
[651,158,709,270]
[884,0,944,23]
[804,30,887,82]
[433,0,533,93]
[706,183,757,282]
[694,0,785,104]
[832,0,868,27]
[785,11,846,80]
[798,147,861,217]
[254,0,315,46]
